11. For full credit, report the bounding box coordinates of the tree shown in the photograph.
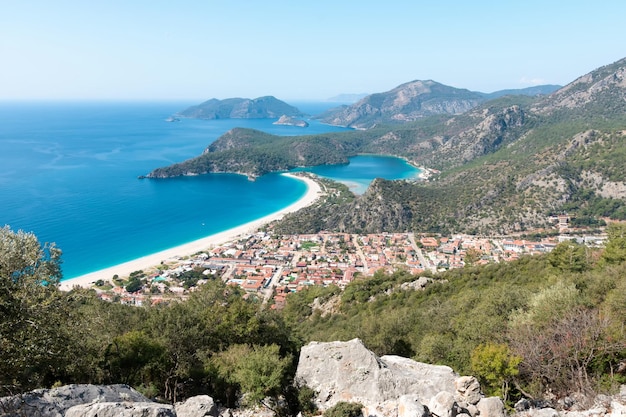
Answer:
[470,343,521,402]
[600,223,626,265]
[548,240,590,272]
[103,330,168,389]
[211,344,292,410]
[0,226,66,393]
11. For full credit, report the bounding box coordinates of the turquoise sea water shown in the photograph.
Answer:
[0,101,419,279]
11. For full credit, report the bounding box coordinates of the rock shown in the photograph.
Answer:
[476,397,505,417]
[610,401,626,417]
[175,395,218,417]
[400,277,433,291]
[65,402,175,417]
[0,384,149,417]
[295,338,457,410]
[272,115,309,127]
[428,391,457,417]
[397,395,429,417]
[455,376,482,405]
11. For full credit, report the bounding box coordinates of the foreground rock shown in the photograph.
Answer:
[0,384,150,417]
[295,338,505,417]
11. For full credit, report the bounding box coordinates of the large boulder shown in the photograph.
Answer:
[175,395,218,417]
[295,338,458,410]
[0,384,149,417]
[65,401,175,417]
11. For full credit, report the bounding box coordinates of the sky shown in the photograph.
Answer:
[1,0,625,101]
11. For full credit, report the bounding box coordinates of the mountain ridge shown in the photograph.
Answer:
[176,95,303,120]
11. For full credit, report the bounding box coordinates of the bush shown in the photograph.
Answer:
[324,401,364,417]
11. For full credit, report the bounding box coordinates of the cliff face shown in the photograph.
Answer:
[316,80,485,129]
[176,96,303,120]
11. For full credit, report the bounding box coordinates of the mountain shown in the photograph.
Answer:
[273,57,626,235]
[481,84,562,99]
[176,96,303,120]
[144,128,363,179]
[315,80,485,129]
[326,93,369,103]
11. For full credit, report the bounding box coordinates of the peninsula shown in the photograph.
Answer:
[272,114,309,127]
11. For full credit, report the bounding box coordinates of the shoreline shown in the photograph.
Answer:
[59,173,322,291]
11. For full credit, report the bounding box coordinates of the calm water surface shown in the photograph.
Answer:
[0,101,417,279]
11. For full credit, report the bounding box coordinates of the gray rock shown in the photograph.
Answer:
[65,401,175,417]
[455,376,482,406]
[397,395,429,417]
[0,384,149,417]
[611,401,626,417]
[400,277,433,291]
[428,391,457,417]
[295,339,457,410]
[476,397,505,417]
[176,395,218,417]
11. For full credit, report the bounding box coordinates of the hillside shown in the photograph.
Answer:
[275,57,626,235]
[4,224,626,410]
[315,80,484,129]
[176,95,303,119]
[146,57,626,234]
[144,128,365,178]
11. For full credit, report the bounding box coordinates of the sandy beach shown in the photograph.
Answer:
[59,173,322,290]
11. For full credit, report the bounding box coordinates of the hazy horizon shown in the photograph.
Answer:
[2,1,625,101]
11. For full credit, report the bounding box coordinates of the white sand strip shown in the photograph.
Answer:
[59,173,321,290]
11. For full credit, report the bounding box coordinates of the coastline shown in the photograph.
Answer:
[59,173,322,291]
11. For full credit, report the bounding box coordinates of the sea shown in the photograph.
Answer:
[0,101,421,280]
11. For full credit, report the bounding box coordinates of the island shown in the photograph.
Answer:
[174,96,303,120]
[272,115,309,127]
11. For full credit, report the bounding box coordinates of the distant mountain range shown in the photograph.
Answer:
[176,96,302,120]
[316,82,561,129]
[148,58,626,234]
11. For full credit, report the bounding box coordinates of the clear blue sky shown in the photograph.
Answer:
[1,0,624,101]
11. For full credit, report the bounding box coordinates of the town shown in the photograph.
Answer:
[95,226,606,309]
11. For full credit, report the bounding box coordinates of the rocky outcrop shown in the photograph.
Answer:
[175,395,218,417]
[0,386,222,417]
[0,384,150,417]
[295,338,504,417]
[66,402,176,417]
[273,114,309,127]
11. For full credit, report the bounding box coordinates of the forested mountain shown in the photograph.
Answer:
[176,96,303,120]
[275,57,626,235]
[148,57,626,234]
[480,84,561,99]
[315,80,484,129]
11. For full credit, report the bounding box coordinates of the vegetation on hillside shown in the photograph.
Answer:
[2,224,626,411]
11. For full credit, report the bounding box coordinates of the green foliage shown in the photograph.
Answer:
[125,277,143,293]
[470,343,521,401]
[323,401,364,417]
[548,240,590,272]
[211,344,292,407]
[600,223,626,265]
[0,226,66,393]
[104,331,168,388]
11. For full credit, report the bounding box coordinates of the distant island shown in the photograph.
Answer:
[326,93,369,103]
[174,96,303,120]
[272,115,309,127]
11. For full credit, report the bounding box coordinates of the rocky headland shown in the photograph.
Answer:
[273,114,309,127]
